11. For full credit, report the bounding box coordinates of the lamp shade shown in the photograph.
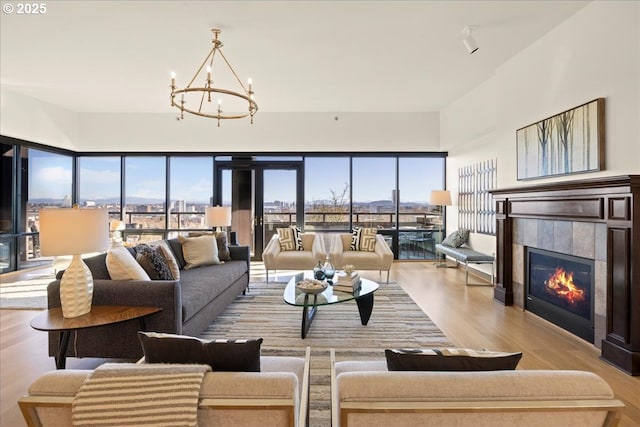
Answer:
[430,190,452,206]
[205,205,232,227]
[109,220,125,232]
[40,208,110,256]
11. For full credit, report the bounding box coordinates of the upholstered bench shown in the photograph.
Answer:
[435,243,494,285]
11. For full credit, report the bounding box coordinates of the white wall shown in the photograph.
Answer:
[441,1,640,273]
[0,89,79,150]
[76,111,439,153]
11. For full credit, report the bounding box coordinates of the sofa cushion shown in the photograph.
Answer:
[385,348,522,371]
[138,332,263,372]
[106,244,150,281]
[133,244,174,280]
[442,229,470,248]
[301,233,315,251]
[277,226,303,251]
[179,235,222,269]
[179,261,247,322]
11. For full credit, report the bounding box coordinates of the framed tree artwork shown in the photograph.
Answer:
[516,98,605,180]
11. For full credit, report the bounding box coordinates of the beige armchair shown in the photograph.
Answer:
[19,348,311,427]
[263,233,326,281]
[329,233,393,283]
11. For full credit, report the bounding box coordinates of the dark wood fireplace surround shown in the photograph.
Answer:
[491,175,639,375]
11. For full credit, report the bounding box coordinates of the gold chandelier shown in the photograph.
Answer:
[170,29,258,126]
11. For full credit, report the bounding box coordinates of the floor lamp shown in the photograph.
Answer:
[430,190,452,268]
[39,207,109,318]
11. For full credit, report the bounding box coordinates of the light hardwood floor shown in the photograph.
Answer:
[1,262,638,426]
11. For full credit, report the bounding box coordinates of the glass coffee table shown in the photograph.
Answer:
[283,272,379,338]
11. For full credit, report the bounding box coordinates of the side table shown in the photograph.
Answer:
[30,305,162,369]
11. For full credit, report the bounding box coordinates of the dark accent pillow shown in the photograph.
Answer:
[385,348,522,371]
[133,244,174,280]
[216,232,232,261]
[442,229,470,248]
[166,238,187,269]
[138,332,263,372]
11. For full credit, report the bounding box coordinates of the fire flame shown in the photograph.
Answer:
[544,267,586,305]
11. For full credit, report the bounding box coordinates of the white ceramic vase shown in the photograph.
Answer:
[59,254,93,318]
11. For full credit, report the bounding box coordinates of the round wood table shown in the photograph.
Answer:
[30,305,162,369]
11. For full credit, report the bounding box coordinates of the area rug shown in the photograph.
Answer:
[0,273,52,310]
[200,281,451,427]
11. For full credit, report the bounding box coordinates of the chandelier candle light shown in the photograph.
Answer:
[170,29,258,126]
[39,207,109,318]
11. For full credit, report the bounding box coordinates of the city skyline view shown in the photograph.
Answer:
[28,150,445,206]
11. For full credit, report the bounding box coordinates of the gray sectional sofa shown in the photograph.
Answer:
[47,238,250,361]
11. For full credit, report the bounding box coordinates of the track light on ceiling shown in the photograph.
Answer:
[462,26,479,54]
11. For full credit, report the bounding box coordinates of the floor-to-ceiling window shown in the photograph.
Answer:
[304,157,350,231]
[397,157,444,260]
[22,148,73,269]
[168,157,213,233]
[1,142,447,273]
[77,156,121,221]
[123,157,166,244]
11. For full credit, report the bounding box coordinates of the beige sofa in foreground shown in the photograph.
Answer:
[263,233,326,281]
[330,234,393,283]
[19,348,311,427]
[330,350,624,427]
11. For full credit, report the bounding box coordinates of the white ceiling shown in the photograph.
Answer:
[0,1,590,114]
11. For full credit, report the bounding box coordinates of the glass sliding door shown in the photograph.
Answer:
[216,160,301,260]
[397,157,443,260]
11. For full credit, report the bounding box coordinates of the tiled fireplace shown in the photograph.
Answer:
[491,175,639,376]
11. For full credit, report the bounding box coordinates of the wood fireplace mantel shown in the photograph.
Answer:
[490,175,639,375]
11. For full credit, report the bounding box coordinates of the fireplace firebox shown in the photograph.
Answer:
[526,247,594,342]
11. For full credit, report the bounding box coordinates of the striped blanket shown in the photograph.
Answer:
[72,363,211,427]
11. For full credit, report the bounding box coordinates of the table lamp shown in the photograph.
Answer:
[430,190,452,267]
[205,205,232,232]
[39,207,109,318]
[109,220,125,245]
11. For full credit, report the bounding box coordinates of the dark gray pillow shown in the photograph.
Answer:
[216,232,232,261]
[138,332,263,372]
[134,244,174,280]
[385,348,522,371]
[442,229,470,247]
[56,253,111,280]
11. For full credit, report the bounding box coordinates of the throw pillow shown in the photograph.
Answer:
[277,226,303,251]
[359,227,377,252]
[133,244,174,280]
[138,332,263,372]
[148,240,181,280]
[216,231,232,261]
[187,231,232,262]
[106,244,151,281]
[385,348,522,371]
[442,229,470,248]
[350,227,377,251]
[178,235,221,269]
